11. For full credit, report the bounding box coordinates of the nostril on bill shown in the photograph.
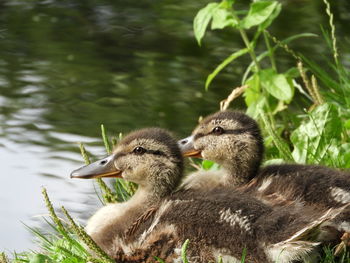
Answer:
[180,139,188,145]
[100,160,107,165]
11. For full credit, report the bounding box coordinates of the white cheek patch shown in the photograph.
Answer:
[330,187,350,204]
[218,208,252,233]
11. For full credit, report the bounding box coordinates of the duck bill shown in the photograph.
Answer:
[183,149,202,158]
[70,154,122,179]
[178,135,202,158]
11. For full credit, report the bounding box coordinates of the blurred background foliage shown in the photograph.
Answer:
[1,0,350,140]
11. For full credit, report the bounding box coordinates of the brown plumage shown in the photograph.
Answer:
[71,128,183,257]
[178,110,350,249]
[72,127,343,262]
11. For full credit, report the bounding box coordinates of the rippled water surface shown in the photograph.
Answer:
[0,0,349,252]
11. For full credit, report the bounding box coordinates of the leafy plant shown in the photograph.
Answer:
[194,0,350,173]
[193,0,318,120]
[291,103,342,166]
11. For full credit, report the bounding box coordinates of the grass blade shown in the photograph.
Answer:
[206,48,249,90]
[101,124,111,154]
[181,239,190,263]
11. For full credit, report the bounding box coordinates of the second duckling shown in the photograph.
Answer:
[178,110,350,248]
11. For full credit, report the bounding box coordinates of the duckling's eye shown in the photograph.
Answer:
[133,146,146,155]
[212,126,224,135]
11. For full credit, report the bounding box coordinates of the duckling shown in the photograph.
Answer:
[71,127,347,262]
[71,128,183,259]
[178,110,350,244]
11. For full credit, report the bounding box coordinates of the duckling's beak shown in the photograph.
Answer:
[70,154,122,179]
[178,135,202,158]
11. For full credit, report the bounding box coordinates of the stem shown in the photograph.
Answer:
[239,29,276,127]
[262,88,276,129]
[238,28,275,126]
[231,12,275,124]
[263,30,277,71]
[230,11,260,72]
[239,28,261,72]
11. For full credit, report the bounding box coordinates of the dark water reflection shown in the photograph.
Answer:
[0,0,349,252]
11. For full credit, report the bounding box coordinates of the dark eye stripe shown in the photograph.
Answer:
[194,128,252,141]
[225,128,252,134]
[146,149,167,157]
[129,149,167,157]
[115,150,166,159]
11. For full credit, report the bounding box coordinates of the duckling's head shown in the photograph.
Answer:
[71,128,183,199]
[179,111,263,182]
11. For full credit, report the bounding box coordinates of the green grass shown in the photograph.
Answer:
[12,188,114,263]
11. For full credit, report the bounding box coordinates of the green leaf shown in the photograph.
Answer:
[259,69,294,101]
[205,48,249,90]
[344,119,350,129]
[339,143,350,168]
[258,2,281,31]
[291,103,342,164]
[244,73,260,106]
[284,67,300,79]
[260,112,294,161]
[201,160,220,171]
[193,3,219,45]
[241,1,278,29]
[278,33,318,44]
[246,96,266,119]
[241,33,317,84]
[224,0,235,5]
[211,8,238,30]
[29,254,52,263]
[62,258,83,263]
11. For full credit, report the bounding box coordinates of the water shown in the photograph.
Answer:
[0,0,349,253]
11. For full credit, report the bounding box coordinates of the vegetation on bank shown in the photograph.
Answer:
[193,0,350,170]
[1,0,350,262]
